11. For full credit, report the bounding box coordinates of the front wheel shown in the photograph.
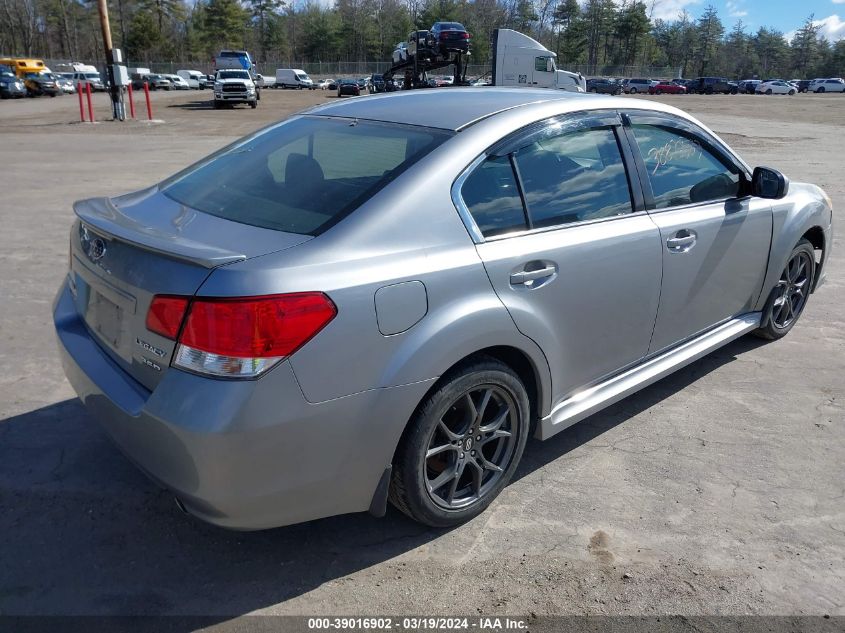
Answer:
[789,89,795,95]
[389,357,530,527]
[655,89,663,95]
[755,239,815,340]
[766,89,772,95]
[629,87,638,94]
[817,87,825,93]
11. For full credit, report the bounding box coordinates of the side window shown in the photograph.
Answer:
[512,126,633,228]
[461,156,527,238]
[534,57,549,72]
[630,124,740,209]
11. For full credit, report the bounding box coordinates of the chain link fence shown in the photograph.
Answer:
[43,58,681,81]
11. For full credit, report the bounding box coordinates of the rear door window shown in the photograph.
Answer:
[162,117,451,235]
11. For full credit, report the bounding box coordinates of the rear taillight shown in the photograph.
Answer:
[146,292,336,378]
[146,296,189,339]
[462,32,470,39]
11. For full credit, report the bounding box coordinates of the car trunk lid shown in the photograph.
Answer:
[69,189,312,391]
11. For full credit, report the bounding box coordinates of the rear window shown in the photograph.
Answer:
[162,116,452,235]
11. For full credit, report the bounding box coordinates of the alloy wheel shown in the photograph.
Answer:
[424,385,520,510]
[772,251,812,329]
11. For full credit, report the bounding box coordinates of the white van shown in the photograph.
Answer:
[275,68,314,89]
[177,69,205,89]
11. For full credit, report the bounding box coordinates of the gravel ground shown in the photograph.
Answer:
[0,88,842,618]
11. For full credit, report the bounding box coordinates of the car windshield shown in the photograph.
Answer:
[162,116,452,235]
[219,70,249,79]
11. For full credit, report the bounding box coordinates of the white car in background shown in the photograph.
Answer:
[393,42,408,64]
[756,80,796,95]
[809,78,845,93]
[316,79,331,89]
[165,74,190,90]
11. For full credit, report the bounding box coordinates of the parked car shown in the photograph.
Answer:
[327,79,338,90]
[23,72,61,97]
[393,42,408,64]
[53,72,77,93]
[792,80,812,93]
[756,80,796,95]
[621,78,651,94]
[586,78,621,94]
[809,78,845,93]
[164,74,190,90]
[737,79,761,94]
[139,74,171,90]
[369,74,386,93]
[336,78,360,97]
[199,74,215,90]
[0,66,26,98]
[649,81,686,95]
[213,69,257,108]
[430,21,470,57]
[316,79,332,90]
[356,77,368,92]
[694,77,738,94]
[177,69,205,89]
[54,89,833,530]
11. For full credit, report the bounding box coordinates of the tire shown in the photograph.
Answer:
[213,100,221,109]
[817,87,825,93]
[789,89,795,95]
[655,89,663,95]
[250,101,257,109]
[629,87,638,94]
[754,239,815,341]
[389,357,530,527]
[766,89,772,95]
[589,87,596,93]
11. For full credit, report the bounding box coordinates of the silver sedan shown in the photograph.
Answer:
[54,89,833,529]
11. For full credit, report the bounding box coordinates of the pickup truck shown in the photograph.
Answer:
[213,69,257,109]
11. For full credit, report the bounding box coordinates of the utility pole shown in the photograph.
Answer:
[96,0,123,120]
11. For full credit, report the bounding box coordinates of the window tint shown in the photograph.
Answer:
[461,156,527,237]
[535,57,548,72]
[163,117,450,235]
[630,124,740,209]
[512,126,633,228]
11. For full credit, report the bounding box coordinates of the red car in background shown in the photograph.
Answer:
[649,81,687,95]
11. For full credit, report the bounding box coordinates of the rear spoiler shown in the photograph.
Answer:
[73,196,247,268]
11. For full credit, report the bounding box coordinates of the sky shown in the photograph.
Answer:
[645,0,845,41]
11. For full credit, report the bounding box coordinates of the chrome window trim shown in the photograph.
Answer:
[451,153,487,244]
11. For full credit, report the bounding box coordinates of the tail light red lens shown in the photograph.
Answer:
[146,296,189,339]
[146,292,336,378]
[180,293,336,358]
[462,32,470,39]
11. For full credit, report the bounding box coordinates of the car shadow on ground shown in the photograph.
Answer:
[0,335,767,619]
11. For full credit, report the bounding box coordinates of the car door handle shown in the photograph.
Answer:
[666,230,697,252]
[510,265,557,285]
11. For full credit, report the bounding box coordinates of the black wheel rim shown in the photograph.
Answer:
[424,385,520,510]
[772,251,812,329]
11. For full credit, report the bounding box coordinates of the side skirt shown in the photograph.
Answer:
[536,313,762,441]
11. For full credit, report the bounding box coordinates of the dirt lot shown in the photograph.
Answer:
[0,88,842,618]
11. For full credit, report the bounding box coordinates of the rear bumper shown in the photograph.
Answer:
[53,281,435,529]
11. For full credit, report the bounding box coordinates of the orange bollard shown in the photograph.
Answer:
[85,82,95,123]
[127,82,136,119]
[77,83,86,122]
[143,81,152,120]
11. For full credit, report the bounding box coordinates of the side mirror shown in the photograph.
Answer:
[752,166,789,199]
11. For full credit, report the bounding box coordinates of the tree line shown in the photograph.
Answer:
[2,0,844,78]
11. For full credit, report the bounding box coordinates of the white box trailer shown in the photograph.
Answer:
[491,29,585,93]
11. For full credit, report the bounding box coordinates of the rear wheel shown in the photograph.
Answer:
[655,89,663,95]
[629,87,638,94]
[766,89,772,95]
[789,89,795,95]
[389,358,530,527]
[817,87,825,93]
[755,239,815,340]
